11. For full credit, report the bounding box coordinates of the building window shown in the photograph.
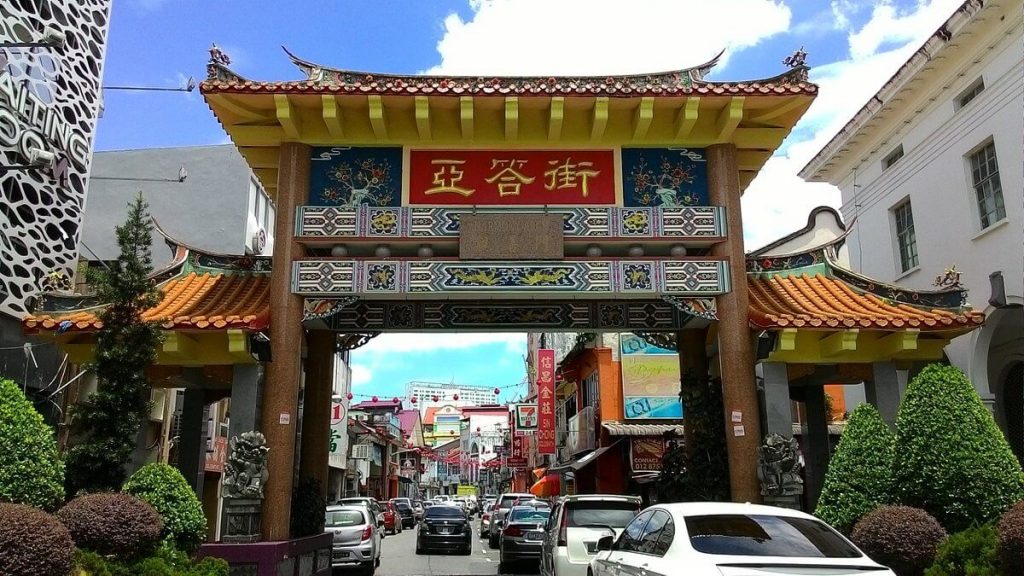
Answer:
[969,142,1006,229]
[893,200,918,273]
[882,145,904,170]
[956,78,985,110]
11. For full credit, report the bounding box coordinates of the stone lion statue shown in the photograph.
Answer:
[757,433,804,497]
[222,431,270,499]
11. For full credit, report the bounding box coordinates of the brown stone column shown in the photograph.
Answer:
[299,330,335,501]
[677,328,709,454]
[261,142,310,541]
[707,143,762,503]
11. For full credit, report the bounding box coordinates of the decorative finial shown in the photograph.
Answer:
[209,43,231,67]
[933,265,963,289]
[783,47,807,69]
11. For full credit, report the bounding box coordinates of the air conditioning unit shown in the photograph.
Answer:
[250,227,267,254]
[149,389,166,422]
[351,443,372,460]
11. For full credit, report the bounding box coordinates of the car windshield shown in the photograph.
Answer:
[326,509,365,527]
[510,509,550,523]
[685,515,862,558]
[567,501,639,528]
[339,499,369,507]
[500,496,531,509]
[426,506,465,519]
[395,503,412,511]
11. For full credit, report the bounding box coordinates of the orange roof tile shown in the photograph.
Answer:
[25,272,270,333]
[423,407,441,426]
[748,272,984,331]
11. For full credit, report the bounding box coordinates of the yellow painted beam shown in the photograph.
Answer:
[241,147,280,169]
[591,97,608,140]
[674,97,700,140]
[415,96,431,140]
[821,329,859,357]
[732,127,786,149]
[253,168,278,186]
[736,150,772,171]
[207,93,269,122]
[274,94,303,140]
[548,97,563,141]
[633,97,654,140]
[715,97,745,142]
[879,329,919,357]
[229,125,286,147]
[227,329,252,363]
[779,328,798,351]
[368,95,387,139]
[460,96,474,140]
[749,97,808,125]
[321,95,344,139]
[505,96,519,140]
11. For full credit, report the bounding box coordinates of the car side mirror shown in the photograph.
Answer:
[596,535,614,551]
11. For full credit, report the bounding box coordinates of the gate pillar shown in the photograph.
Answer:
[299,330,335,501]
[261,142,310,540]
[707,143,762,503]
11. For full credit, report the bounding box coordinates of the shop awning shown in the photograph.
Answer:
[602,421,684,436]
[548,441,621,473]
[530,474,560,498]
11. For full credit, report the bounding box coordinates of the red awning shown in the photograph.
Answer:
[530,474,560,498]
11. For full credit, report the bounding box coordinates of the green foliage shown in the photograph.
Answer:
[658,372,729,502]
[74,550,113,576]
[58,492,163,560]
[65,194,163,495]
[815,403,896,534]
[852,505,948,576]
[73,543,228,576]
[924,524,1000,576]
[0,378,65,511]
[997,501,1024,575]
[894,364,1024,532]
[0,502,74,576]
[290,477,326,537]
[123,463,207,552]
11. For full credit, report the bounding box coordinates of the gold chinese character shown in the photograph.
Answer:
[484,159,535,197]
[424,159,475,197]
[544,158,599,197]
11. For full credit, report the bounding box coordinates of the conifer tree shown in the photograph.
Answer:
[65,194,162,495]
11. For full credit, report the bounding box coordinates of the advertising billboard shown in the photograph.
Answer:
[619,333,684,419]
[513,403,537,434]
[537,348,556,454]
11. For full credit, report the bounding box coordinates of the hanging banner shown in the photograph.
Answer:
[329,400,349,469]
[537,348,556,454]
[619,333,684,419]
[408,149,616,206]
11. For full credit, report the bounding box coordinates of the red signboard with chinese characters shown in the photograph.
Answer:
[537,348,557,454]
[408,149,616,205]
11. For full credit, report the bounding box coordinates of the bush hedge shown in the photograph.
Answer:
[123,463,207,551]
[923,524,999,576]
[73,543,228,576]
[815,403,895,534]
[58,492,163,560]
[0,377,65,511]
[851,505,947,576]
[0,502,74,576]
[893,364,1024,532]
[997,501,1024,575]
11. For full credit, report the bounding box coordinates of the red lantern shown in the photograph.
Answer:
[476,427,481,433]
[494,387,500,395]
[453,394,460,401]
[392,397,399,404]
[432,395,439,402]
[371,395,379,402]
[411,397,417,404]
[346,392,353,400]
[449,430,455,436]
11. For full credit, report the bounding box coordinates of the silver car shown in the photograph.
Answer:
[488,492,536,548]
[325,505,382,574]
[540,494,641,576]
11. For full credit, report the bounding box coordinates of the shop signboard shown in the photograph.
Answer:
[506,457,527,469]
[204,437,227,473]
[329,400,349,469]
[513,404,537,435]
[537,349,556,454]
[630,437,669,472]
[619,333,684,420]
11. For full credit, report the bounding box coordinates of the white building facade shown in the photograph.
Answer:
[407,381,499,414]
[801,0,1023,458]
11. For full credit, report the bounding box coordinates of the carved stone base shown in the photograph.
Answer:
[221,498,262,543]
[763,494,803,510]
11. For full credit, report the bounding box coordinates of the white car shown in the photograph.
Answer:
[540,494,642,576]
[590,502,895,576]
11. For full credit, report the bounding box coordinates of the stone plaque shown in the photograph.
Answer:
[460,214,564,260]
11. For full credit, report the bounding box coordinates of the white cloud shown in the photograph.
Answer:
[847,0,964,60]
[351,364,373,388]
[427,0,792,75]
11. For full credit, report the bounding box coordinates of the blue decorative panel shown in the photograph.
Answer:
[309,147,402,207]
[621,148,708,207]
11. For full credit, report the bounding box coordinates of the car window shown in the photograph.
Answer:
[567,501,640,529]
[426,506,465,519]
[617,511,653,552]
[685,515,862,558]
[326,509,365,527]
[546,504,561,530]
[510,509,551,523]
[636,511,674,557]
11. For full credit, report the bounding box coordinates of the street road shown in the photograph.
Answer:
[367,520,540,576]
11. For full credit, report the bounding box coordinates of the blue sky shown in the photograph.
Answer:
[96,0,966,401]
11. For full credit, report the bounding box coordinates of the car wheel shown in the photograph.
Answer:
[488,534,498,549]
[361,560,375,576]
[498,561,509,573]
[415,545,424,555]
[375,556,381,568]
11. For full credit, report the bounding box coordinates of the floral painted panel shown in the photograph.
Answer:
[309,147,402,207]
[621,148,708,207]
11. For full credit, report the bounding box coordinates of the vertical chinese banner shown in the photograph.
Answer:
[537,349,556,454]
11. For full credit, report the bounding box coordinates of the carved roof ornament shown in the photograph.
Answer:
[209,43,231,66]
[783,47,807,69]
[206,43,244,82]
[933,265,963,289]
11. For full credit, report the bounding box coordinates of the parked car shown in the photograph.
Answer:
[590,502,895,576]
[499,505,551,572]
[479,497,496,518]
[382,501,402,535]
[488,492,536,548]
[479,498,498,536]
[539,494,641,576]
[337,497,386,536]
[412,500,425,521]
[391,499,417,529]
[416,504,473,555]
[325,505,382,575]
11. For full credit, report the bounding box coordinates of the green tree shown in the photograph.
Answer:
[65,194,163,494]
[0,378,65,511]
[123,463,207,552]
[815,403,895,534]
[894,364,1024,532]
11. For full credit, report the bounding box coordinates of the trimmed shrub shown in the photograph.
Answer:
[815,403,895,534]
[73,542,228,576]
[58,492,163,560]
[851,505,947,576]
[894,364,1024,532]
[0,502,74,576]
[923,524,999,576]
[0,377,65,511]
[124,463,207,551]
[997,501,1024,575]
